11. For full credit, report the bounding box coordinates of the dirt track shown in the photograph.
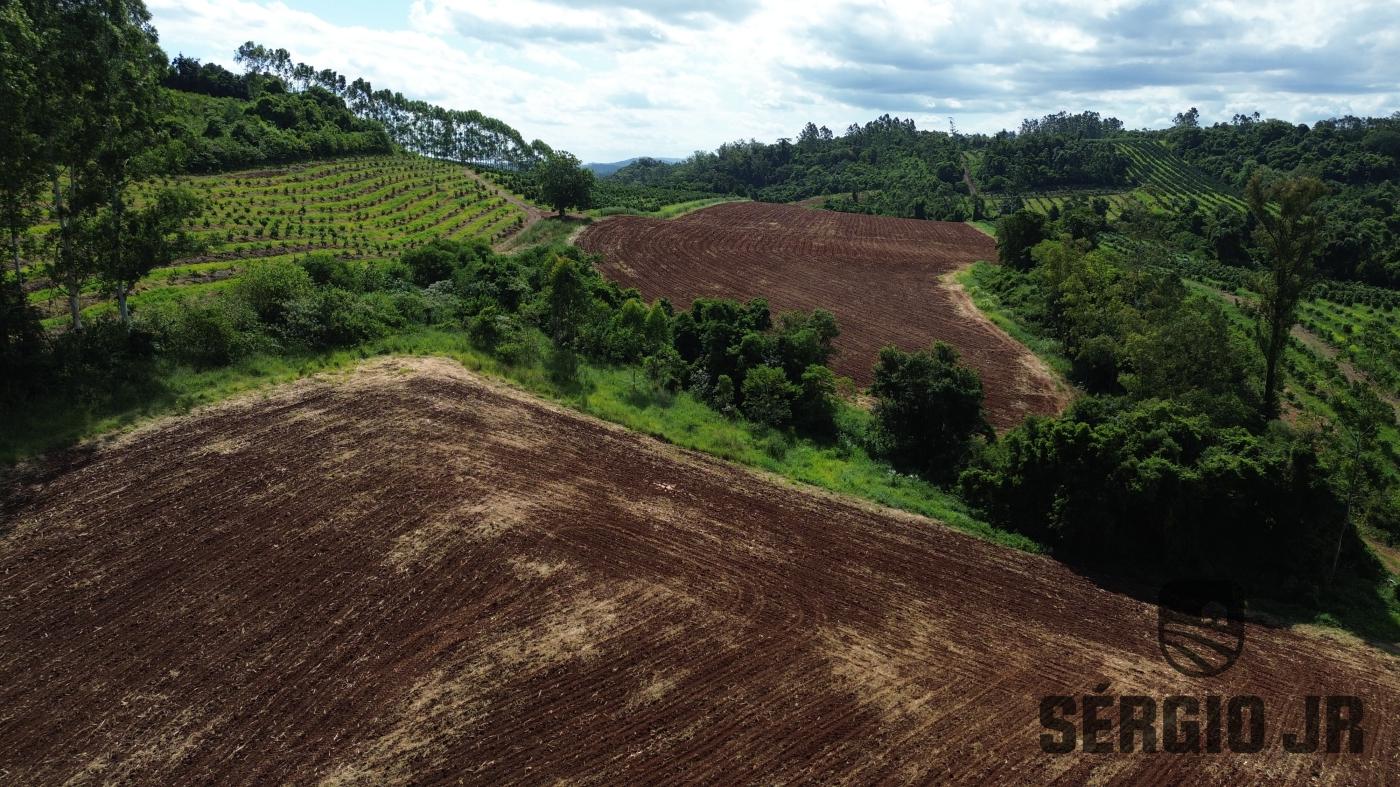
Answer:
[575,201,1070,428]
[1,358,1397,784]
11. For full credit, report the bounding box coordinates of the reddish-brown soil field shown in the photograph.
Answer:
[576,202,1070,428]
[1,358,1396,784]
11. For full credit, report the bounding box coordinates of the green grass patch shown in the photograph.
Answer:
[956,262,1073,377]
[503,216,592,250]
[588,196,746,220]
[967,220,996,237]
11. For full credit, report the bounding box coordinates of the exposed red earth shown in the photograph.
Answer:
[575,201,1070,428]
[1,358,1395,784]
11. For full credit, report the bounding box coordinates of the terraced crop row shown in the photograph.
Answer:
[1299,299,1400,396]
[1017,191,1139,221]
[29,155,529,324]
[1111,139,1248,213]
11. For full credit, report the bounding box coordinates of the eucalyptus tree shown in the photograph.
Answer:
[1247,173,1327,420]
[0,1,46,283]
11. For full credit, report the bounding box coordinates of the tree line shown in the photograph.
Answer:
[1,0,205,333]
[602,112,1132,220]
[231,42,550,169]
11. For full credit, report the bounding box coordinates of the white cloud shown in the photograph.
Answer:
[148,0,1400,162]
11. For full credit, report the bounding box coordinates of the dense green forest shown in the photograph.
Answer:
[606,112,1132,218]
[152,68,393,172]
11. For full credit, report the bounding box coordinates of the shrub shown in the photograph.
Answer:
[546,343,580,386]
[422,281,465,324]
[147,299,263,368]
[278,288,392,349]
[642,347,687,394]
[467,304,515,350]
[793,364,839,437]
[710,373,735,415]
[233,261,314,324]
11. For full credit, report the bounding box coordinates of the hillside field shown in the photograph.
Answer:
[24,156,529,326]
[576,201,1070,428]
[1,357,1395,784]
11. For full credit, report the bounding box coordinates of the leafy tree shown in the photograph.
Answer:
[0,269,44,392]
[643,301,671,352]
[793,364,839,436]
[995,210,1046,270]
[740,364,796,428]
[28,0,168,330]
[870,342,992,480]
[774,309,839,377]
[1120,294,1260,424]
[959,399,1345,593]
[232,260,314,324]
[1321,383,1397,585]
[642,346,686,393]
[1247,174,1327,419]
[403,238,464,286]
[606,298,649,362]
[711,373,736,416]
[544,255,590,344]
[534,152,594,217]
[100,188,203,323]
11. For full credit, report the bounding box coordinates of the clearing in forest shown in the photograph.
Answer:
[575,201,1069,428]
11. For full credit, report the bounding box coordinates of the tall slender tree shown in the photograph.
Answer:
[30,0,167,330]
[99,187,202,324]
[1246,173,1327,420]
[0,1,46,284]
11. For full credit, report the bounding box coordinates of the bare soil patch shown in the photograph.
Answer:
[576,201,1068,428]
[0,357,1395,784]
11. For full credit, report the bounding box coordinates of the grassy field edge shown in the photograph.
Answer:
[1,328,1040,556]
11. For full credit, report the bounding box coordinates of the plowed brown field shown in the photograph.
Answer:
[575,202,1070,428]
[1,358,1396,784]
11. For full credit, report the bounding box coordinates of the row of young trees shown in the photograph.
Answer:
[0,0,203,331]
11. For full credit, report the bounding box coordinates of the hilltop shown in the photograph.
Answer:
[584,156,683,177]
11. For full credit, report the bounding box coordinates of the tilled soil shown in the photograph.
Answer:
[575,202,1070,428]
[0,357,1396,784]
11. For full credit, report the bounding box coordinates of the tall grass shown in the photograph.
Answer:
[956,263,1072,377]
[588,197,745,220]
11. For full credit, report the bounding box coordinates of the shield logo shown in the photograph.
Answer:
[1157,580,1245,678]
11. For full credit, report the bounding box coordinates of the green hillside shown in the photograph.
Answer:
[1112,138,1248,212]
[26,156,529,326]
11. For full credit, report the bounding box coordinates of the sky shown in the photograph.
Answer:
[147,0,1400,163]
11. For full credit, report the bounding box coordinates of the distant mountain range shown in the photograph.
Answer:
[584,156,683,177]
